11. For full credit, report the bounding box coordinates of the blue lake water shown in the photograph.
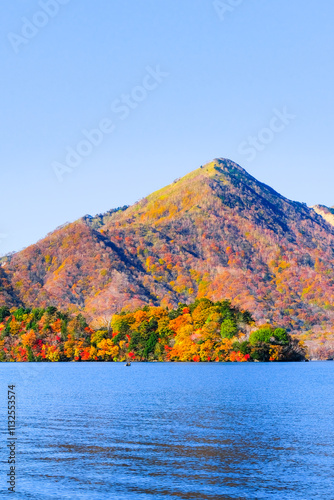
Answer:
[0,362,334,499]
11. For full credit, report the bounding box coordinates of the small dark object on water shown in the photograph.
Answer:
[125,362,131,366]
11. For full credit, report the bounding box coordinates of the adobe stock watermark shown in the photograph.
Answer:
[52,65,169,183]
[238,107,296,162]
[8,0,71,54]
[213,0,244,21]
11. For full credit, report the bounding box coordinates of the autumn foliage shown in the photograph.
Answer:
[0,299,306,362]
[1,159,333,358]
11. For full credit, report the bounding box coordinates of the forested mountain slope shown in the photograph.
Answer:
[1,159,334,339]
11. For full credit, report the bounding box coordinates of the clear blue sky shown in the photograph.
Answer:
[1,0,334,256]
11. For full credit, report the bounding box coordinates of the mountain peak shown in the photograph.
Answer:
[176,157,248,183]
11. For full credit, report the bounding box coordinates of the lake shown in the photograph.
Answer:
[0,362,333,499]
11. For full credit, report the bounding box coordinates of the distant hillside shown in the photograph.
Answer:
[312,205,334,227]
[1,158,334,344]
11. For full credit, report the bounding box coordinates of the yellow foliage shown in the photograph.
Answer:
[21,330,36,347]
[10,320,20,336]
[42,345,60,362]
[64,335,75,358]
[133,310,148,328]
[169,313,192,333]
[90,346,98,358]
[97,339,119,360]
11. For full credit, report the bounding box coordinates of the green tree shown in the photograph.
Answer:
[0,306,10,322]
[144,332,158,359]
[249,327,273,345]
[221,318,238,339]
[273,328,289,345]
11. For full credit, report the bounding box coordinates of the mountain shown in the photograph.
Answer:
[312,205,334,227]
[1,158,334,341]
